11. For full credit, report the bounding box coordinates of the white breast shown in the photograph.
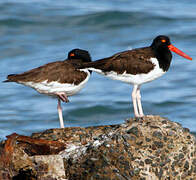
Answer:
[89,58,165,85]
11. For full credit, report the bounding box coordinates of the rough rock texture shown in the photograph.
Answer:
[0,115,196,180]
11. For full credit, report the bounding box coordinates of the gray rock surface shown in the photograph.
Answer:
[0,115,196,180]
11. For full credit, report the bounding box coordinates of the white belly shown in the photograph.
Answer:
[90,58,165,85]
[20,69,90,96]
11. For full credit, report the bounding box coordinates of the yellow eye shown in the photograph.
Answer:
[70,53,75,57]
[161,39,166,43]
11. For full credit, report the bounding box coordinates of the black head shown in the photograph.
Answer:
[150,35,172,72]
[151,35,171,49]
[68,49,92,62]
[150,35,192,71]
[151,35,192,60]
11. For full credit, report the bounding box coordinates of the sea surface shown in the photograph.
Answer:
[0,0,196,139]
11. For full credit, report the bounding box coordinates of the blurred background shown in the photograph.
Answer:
[0,0,196,139]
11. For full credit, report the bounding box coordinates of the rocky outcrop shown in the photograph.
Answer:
[0,115,196,180]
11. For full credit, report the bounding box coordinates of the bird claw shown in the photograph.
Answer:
[135,116,144,121]
[65,98,69,103]
[57,93,69,103]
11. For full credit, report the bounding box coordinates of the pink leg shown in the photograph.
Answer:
[57,98,64,128]
[56,92,69,103]
[136,86,144,117]
[132,85,140,117]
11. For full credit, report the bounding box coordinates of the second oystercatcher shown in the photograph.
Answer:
[4,49,92,128]
[79,35,192,118]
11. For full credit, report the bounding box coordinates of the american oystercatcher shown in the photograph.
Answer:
[79,35,192,118]
[4,49,92,128]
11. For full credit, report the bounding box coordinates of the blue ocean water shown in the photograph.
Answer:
[0,0,196,139]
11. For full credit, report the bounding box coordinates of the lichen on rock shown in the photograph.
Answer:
[0,115,196,179]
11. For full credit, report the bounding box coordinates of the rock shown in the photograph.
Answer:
[0,115,196,179]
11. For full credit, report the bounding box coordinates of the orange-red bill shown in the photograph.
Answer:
[168,44,192,60]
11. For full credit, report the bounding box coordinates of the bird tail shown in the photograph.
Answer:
[78,58,109,74]
[3,74,17,83]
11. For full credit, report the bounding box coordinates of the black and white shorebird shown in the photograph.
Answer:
[79,35,192,118]
[4,49,92,128]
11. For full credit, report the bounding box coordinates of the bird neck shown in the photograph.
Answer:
[152,46,172,72]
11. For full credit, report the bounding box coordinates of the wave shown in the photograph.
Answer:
[0,10,193,28]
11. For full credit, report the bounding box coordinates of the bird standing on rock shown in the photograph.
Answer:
[4,49,92,128]
[78,35,192,118]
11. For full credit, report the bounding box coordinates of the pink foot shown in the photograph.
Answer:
[56,93,69,103]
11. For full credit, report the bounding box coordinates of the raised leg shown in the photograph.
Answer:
[136,86,144,117]
[132,85,139,117]
[57,98,64,128]
[56,92,69,103]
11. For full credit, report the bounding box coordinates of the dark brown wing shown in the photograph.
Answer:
[5,61,88,85]
[82,47,156,75]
